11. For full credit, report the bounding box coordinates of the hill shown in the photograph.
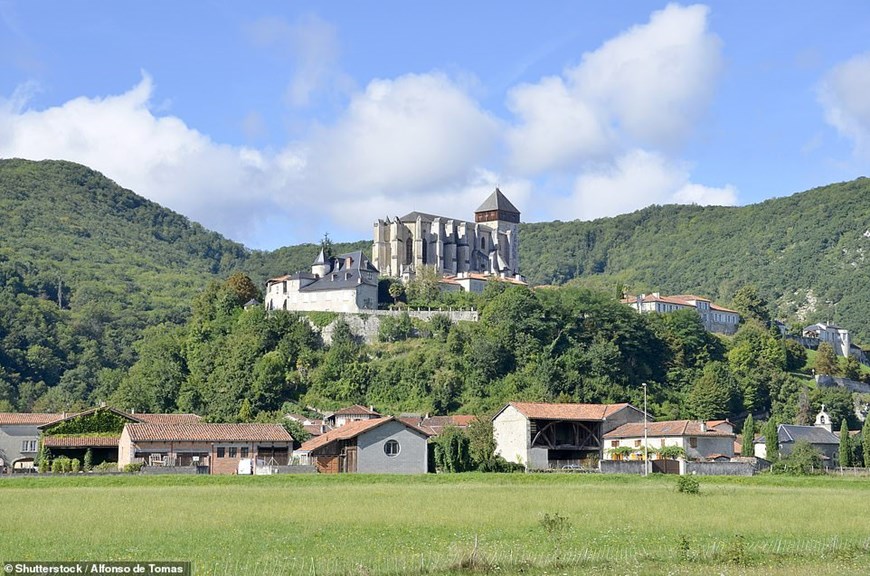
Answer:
[519,178,870,341]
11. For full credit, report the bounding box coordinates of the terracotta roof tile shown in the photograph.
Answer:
[43,436,120,448]
[0,413,66,426]
[134,413,202,425]
[299,417,427,452]
[332,404,380,416]
[509,402,621,421]
[604,420,735,439]
[125,423,292,443]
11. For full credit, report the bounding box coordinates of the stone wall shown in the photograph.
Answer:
[599,460,646,475]
[683,461,755,476]
[816,374,870,394]
[317,309,479,345]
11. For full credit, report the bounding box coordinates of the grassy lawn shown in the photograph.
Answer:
[1,473,869,575]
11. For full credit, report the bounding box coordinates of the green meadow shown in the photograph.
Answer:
[1,473,869,575]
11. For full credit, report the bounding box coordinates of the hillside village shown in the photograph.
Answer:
[2,185,869,478]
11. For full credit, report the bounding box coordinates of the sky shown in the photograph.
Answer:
[2,1,870,250]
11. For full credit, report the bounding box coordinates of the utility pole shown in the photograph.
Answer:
[642,382,648,477]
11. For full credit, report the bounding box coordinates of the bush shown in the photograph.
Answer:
[51,456,71,474]
[676,475,700,494]
[771,440,823,475]
[83,448,93,472]
[70,458,81,473]
[93,461,117,472]
[123,462,143,474]
[477,456,524,473]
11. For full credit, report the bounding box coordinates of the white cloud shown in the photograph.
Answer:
[246,14,353,109]
[819,52,870,154]
[506,3,732,220]
[560,150,736,220]
[0,71,502,247]
[303,72,501,198]
[0,73,303,241]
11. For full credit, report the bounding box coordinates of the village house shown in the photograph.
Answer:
[621,293,740,334]
[297,416,429,474]
[399,414,476,436]
[0,412,64,471]
[755,406,840,466]
[118,422,293,474]
[37,406,201,466]
[802,322,852,358]
[492,402,646,470]
[602,419,736,461]
[264,250,379,313]
[324,405,381,428]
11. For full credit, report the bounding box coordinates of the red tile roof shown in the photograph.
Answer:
[332,404,380,417]
[400,415,477,436]
[299,417,427,452]
[506,402,631,422]
[134,413,202,425]
[124,423,292,443]
[0,413,66,426]
[43,436,120,448]
[604,420,735,439]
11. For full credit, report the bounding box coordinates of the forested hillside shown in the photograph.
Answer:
[1,158,869,422]
[520,178,870,341]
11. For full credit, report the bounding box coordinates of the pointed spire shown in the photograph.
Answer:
[313,247,326,265]
[475,187,520,215]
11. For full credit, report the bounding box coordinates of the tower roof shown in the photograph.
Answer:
[475,188,519,215]
[313,247,327,265]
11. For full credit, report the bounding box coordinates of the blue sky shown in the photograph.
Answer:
[2,1,870,250]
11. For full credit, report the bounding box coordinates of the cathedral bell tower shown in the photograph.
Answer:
[474,188,520,276]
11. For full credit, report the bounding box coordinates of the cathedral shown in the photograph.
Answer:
[372,188,521,279]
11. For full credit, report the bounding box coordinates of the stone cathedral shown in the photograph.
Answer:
[372,188,521,279]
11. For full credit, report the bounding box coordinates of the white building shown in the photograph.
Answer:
[492,402,646,470]
[265,250,379,313]
[603,420,736,461]
[621,293,741,335]
[802,322,851,358]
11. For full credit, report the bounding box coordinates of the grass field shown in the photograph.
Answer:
[1,473,869,575]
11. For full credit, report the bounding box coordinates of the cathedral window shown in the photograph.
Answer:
[422,238,429,262]
[481,237,486,250]
[406,235,413,263]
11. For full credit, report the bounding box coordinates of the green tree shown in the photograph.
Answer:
[814,343,839,376]
[864,417,870,469]
[238,398,253,422]
[783,339,807,372]
[842,355,861,381]
[224,272,259,305]
[387,282,405,306]
[839,419,851,468]
[687,362,739,420]
[778,440,822,475]
[764,419,779,461]
[741,414,755,457]
[466,417,497,467]
[83,448,93,472]
[433,426,473,472]
[731,285,770,325]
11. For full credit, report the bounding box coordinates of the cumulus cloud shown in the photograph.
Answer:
[560,150,736,220]
[0,73,304,240]
[506,3,733,220]
[818,52,870,154]
[0,71,501,246]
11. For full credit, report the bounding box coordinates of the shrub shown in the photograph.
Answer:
[83,448,93,472]
[123,462,143,474]
[93,461,117,472]
[477,456,524,473]
[676,475,700,494]
[50,458,63,474]
[771,440,823,475]
[70,458,81,473]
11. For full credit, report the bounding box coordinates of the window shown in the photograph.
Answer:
[217,447,226,458]
[229,447,237,458]
[384,439,400,457]
[689,437,698,448]
[21,440,37,453]
[634,439,642,447]
[240,447,249,458]
[610,440,619,448]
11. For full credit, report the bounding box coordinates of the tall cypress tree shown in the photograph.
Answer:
[764,419,779,462]
[741,414,755,457]
[864,418,870,469]
[839,420,852,468]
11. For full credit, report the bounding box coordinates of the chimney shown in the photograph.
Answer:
[700,421,707,432]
